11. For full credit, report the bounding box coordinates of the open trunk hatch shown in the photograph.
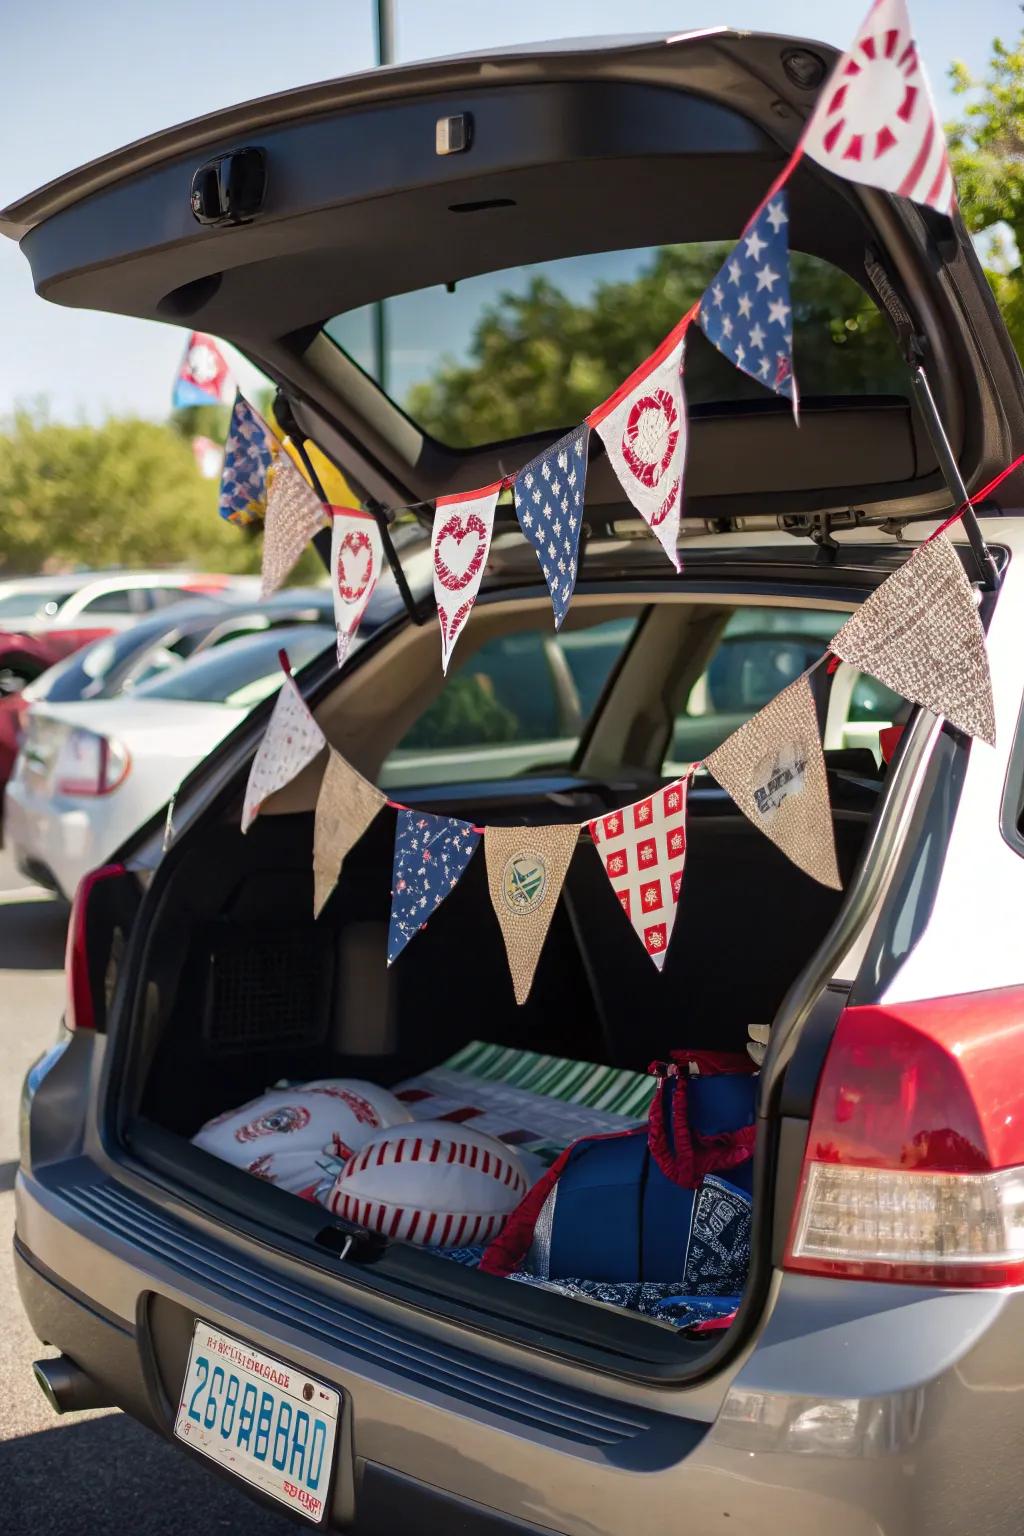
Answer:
[4,30,1023,536]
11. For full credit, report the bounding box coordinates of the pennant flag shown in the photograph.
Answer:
[260,452,328,598]
[802,0,954,214]
[241,669,326,833]
[191,435,223,480]
[432,481,502,672]
[588,780,689,969]
[697,191,796,413]
[588,318,688,571]
[219,394,279,526]
[331,508,384,666]
[313,747,387,918]
[829,532,995,745]
[388,810,481,964]
[173,331,231,408]
[485,823,580,1005]
[513,428,589,629]
[704,675,841,889]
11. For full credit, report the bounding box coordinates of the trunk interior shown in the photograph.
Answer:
[116,732,883,1369]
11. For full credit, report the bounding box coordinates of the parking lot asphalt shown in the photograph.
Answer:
[0,848,293,1534]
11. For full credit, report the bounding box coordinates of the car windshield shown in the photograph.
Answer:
[133,625,334,707]
[25,601,229,703]
[0,588,77,619]
[324,243,908,449]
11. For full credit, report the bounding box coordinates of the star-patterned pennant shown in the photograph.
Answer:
[484,823,580,1005]
[260,452,329,598]
[704,674,841,889]
[432,481,502,672]
[588,318,688,571]
[388,810,481,964]
[829,532,995,745]
[697,191,797,416]
[802,0,954,214]
[588,780,689,969]
[313,747,387,918]
[219,393,279,526]
[513,427,590,629]
[331,507,384,666]
[241,666,326,833]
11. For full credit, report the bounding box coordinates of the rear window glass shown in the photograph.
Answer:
[324,244,906,449]
[134,625,333,707]
[380,616,637,789]
[0,589,76,619]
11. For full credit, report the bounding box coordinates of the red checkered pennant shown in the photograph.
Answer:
[588,780,688,969]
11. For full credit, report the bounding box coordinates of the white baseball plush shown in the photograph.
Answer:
[327,1120,530,1246]
[192,1079,413,1196]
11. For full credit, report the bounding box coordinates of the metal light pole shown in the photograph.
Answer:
[372,0,395,394]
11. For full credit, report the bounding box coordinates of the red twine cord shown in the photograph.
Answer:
[927,448,1024,541]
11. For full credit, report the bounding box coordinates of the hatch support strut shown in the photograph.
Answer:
[909,366,999,589]
[273,392,426,625]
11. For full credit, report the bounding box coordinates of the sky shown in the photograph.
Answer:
[0,0,1015,425]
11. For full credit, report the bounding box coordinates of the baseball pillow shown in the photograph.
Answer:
[192,1079,413,1195]
[326,1120,530,1246]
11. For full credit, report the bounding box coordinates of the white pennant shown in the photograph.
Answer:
[588,317,688,571]
[802,0,954,214]
[330,507,384,666]
[432,481,502,672]
[241,669,326,833]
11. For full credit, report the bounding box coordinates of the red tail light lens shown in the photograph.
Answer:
[65,864,127,1031]
[785,992,1024,1286]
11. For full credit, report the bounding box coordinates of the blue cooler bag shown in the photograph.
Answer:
[480,1052,757,1286]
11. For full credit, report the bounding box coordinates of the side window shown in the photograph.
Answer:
[381,618,637,788]
[79,588,136,617]
[668,607,845,767]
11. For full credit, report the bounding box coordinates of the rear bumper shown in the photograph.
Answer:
[15,1159,1024,1536]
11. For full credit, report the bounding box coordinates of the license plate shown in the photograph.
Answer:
[174,1322,340,1523]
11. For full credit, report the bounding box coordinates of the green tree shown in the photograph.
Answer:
[407,246,903,448]
[0,406,261,576]
[948,32,1024,359]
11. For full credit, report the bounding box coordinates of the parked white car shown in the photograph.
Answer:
[0,570,257,634]
[4,622,333,897]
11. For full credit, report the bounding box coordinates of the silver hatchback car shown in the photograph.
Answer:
[7,29,1024,1536]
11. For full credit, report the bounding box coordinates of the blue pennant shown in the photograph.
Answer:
[696,190,796,408]
[513,426,590,629]
[219,394,277,526]
[387,809,481,964]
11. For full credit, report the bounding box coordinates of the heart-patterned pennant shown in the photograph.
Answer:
[330,507,384,666]
[431,481,503,672]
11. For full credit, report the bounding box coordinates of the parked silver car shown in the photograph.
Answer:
[7,28,1024,1536]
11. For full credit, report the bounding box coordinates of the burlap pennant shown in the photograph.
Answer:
[588,780,688,969]
[830,533,995,746]
[313,748,387,917]
[241,674,325,833]
[260,453,328,598]
[485,823,580,1005]
[704,674,841,889]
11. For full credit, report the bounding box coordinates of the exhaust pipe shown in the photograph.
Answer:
[32,1356,111,1415]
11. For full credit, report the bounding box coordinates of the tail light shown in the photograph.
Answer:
[55,727,130,796]
[65,864,129,1032]
[784,993,1024,1287]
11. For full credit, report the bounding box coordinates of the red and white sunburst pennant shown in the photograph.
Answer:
[587,315,689,572]
[802,0,954,214]
[432,481,503,672]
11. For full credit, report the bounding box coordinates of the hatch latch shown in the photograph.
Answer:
[190,147,267,227]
